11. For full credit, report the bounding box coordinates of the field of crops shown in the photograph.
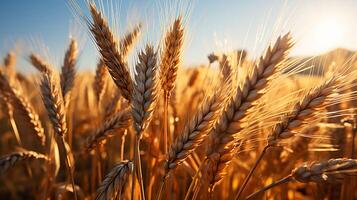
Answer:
[1,1,357,200]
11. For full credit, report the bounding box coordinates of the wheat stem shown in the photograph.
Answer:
[235,145,270,200]
[163,91,169,155]
[184,160,206,200]
[96,146,103,183]
[58,137,78,200]
[245,175,293,200]
[136,136,146,200]
[8,113,22,146]
[121,130,127,161]
[156,175,167,200]
[131,138,138,200]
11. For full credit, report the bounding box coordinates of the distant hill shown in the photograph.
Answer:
[287,48,356,76]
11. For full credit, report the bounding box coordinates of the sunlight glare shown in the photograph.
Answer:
[311,17,344,53]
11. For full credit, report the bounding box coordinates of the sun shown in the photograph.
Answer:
[310,17,344,53]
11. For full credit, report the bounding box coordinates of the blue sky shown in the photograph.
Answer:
[1,0,357,73]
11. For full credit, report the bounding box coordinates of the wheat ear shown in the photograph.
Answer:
[0,150,48,174]
[132,44,159,135]
[160,17,184,94]
[246,158,357,200]
[219,54,232,83]
[86,108,132,151]
[29,53,52,74]
[208,52,219,64]
[235,76,341,200]
[120,23,142,57]
[0,71,45,145]
[60,39,78,106]
[94,59,108,104]
[292,158,357,183]
[187,69,200,87]
[3,51,16,68]
[3,51,16,78]
[165,90,227,173]
[155,88,228,200]
[160,17,184,156]
[96,160,133,200]
[205,33,293,189]
[88,3,133,102]
[40,72,67,137]
[268,76,340,145]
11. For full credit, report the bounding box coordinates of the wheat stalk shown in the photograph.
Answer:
[0,150,48,174]
[86,108,132,151]
[96,160,133,200]
[60,39,78,106]
[40,71,78,200]
[94,59,108,104]
[131,45,159,200]
[204,33,293,190]
[88,3,133,102]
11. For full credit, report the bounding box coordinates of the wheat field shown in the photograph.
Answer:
[1,1,357,200]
